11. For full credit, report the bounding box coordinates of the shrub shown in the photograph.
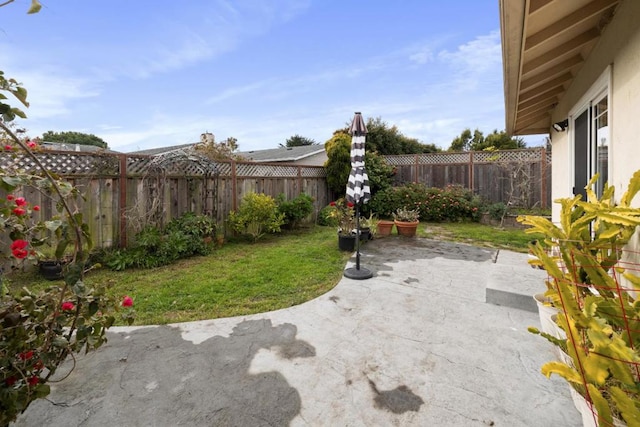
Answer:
[102,213,216,270]
[277,193,314,229]
[487,202,508,221]
[228,192,284,241]
[369,183,479,222]
[317,205,338,226]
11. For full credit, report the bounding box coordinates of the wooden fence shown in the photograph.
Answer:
[0,151,328,250]
[384,147,551,209]
[0,147,549,250]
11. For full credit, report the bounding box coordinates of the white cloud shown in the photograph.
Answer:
[409,48,434,65]
[438,30,502,73]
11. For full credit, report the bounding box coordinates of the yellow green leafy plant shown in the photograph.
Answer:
[519,170,640,426]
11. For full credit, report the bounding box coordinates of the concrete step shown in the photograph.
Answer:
[485,250,548,312]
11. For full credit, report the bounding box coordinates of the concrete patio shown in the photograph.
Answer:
[15,238,580,426]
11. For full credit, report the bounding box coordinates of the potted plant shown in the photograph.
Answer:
[393,207,420,237]
[518,171,640,426]
[328,199,357,251]
[359,214,378,241]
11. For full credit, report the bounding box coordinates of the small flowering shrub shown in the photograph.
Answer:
[326,198,355,235]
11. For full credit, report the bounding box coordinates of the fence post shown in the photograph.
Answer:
[414,154,419,183]
[540,147,548,209]
[469,152,474,192]
[297,166,303,195]
[118,154,127,248]
[231,159,238,211]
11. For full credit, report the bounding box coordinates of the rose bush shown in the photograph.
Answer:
[1,3,134,424]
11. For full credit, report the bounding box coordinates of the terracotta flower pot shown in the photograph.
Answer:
[394,220,419,237]
[376,220,394,237]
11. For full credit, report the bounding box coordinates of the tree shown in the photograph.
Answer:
[364,117,440,155]
[479,129,526,150]
[280,134,317,148]
[41,131,108,149]
[324,131,351,194]
[195,136,244,161]
[448,128,525,151]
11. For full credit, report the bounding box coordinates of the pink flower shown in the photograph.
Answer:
[122,296,133,307]
[13,207,26,216]
[4,145,12,150]
[33,205,40,211]
[19,350,34,361]
[27,376,39,386]
[27,140,37,149]
[14,197,27,207]
[61,301,75,311]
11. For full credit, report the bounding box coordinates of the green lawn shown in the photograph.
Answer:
[6,221,541,325]
[420,221,542,253]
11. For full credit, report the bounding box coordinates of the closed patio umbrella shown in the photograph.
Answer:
[344,112,373,280]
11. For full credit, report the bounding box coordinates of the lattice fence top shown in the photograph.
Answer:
[213,161,325,178]
[472,149,545,163]
[384,155,417,166]
[418,152,471,164]
[383,148,550,166]
[0,151,120,175]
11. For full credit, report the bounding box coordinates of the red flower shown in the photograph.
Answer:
[6,194,14,201]
[347,202,354,208]
[33,205,40,211]
[27,376,39,386]
[11,239,29,259]
[19,350,34,361]
[13,207,26,216]
[4,145,12,150]
[11,240,28,250]
[61,301,75,311]
[33,360,44,370]
[14,197,27,207]
[27,140,37,149]
[122,296,133,307]
[5,376,17,386]
[329,201,336,206]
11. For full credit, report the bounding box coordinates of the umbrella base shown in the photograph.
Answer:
[343,266,373,280]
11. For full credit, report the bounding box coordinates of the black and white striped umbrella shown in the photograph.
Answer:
[343,112,373,280]
[345,112,371,205]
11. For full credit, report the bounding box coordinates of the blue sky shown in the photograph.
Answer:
[1,0,547,153]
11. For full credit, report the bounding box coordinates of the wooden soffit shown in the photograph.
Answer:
[500,0,621,135]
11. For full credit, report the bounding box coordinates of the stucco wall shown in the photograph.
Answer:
[550,0,640,220]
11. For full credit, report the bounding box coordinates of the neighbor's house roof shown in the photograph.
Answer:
[499,0,621,135]
[237,145,325,162]
[127,143,197,156]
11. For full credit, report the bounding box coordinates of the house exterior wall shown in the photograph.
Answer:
[550,0,640,220]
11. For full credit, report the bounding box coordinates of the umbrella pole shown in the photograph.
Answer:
[343,201,372,280]
[355,203,361,270]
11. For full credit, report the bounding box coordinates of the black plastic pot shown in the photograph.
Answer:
[39,260,64,281]
[338,234,356,251]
